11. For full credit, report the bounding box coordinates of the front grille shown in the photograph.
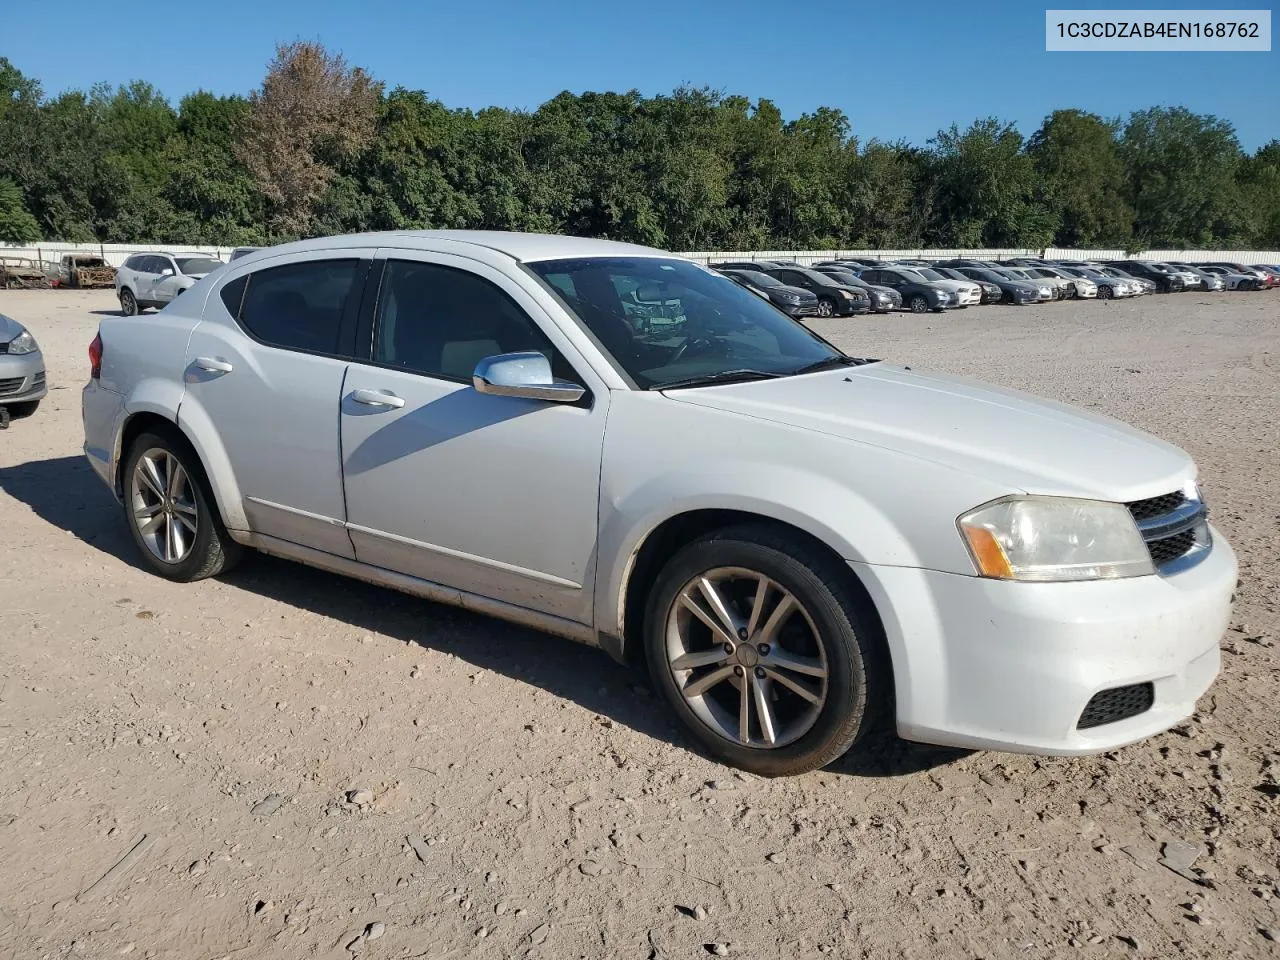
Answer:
[1128,491,1187,521]
[0,376,23,396]
[0,341,7,354]
[1148,529,1196,565]
[1078,682,1155,729]
[1126,490,1204,571]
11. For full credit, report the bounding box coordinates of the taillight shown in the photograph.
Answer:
[89,332,103,380]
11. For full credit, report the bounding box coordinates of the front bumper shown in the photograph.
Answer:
[853,526,1236,754]
[0,351,47,404]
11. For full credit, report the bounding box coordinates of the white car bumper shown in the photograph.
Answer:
[853,526,1236,754]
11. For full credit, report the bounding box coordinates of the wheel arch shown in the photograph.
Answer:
[114,395,247,532]
[611,508,890,680]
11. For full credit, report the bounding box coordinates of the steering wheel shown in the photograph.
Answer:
[670,336,717,364]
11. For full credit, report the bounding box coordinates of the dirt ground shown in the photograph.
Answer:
[1,287,1278,960]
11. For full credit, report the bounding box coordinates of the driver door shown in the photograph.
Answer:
[340,252,609,624]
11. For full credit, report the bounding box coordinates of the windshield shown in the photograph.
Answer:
[822,269,865,286]
[176,257,224,274]
[529,258,852,390]
[912,267,948,281]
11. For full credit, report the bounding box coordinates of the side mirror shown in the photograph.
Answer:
[159,267,175,277]
[472,352,585,403]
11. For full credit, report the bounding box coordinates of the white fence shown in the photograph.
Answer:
[677,247,1280,265]
[3,240,1279,270]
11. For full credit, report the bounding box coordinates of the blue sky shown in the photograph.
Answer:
[5,0,1276,149]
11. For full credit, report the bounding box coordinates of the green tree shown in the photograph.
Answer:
[1027,109,1131,247]
[0,177,40,242]
[1120,107,1244,247]
[927,118,1057,248]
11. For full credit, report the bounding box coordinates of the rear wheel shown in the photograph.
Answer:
[908,294,929,313]
[119,288,139,316]
[122,428,242,582]
[645,524,886,776]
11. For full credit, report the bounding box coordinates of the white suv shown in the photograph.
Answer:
[115,252,225,315]
[81,231,1235,775]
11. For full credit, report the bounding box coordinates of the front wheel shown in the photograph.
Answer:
[908,294,929,313]
[816,298,835,318]
[1067,284,1079,299]
[122,429,242,582]
[1099,285,1113,300]
[645,524,885,776]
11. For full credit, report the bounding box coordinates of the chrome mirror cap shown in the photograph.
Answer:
[472,351,586,403]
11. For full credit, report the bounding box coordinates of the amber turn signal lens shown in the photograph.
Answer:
[961,526,1014,579]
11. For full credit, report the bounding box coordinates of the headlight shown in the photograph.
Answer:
[958,496,1154,582]
[5,329,38,355]
[837,290,854,299]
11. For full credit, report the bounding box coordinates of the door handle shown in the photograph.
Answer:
[193,357,233,374]
[350,388,405,409]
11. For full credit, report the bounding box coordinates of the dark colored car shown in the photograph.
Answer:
[812,264,903,312]
[856,267,956,313]
[715,269,820,317]
[951,266,1041,305]
[750,264,871,317]
[933,266,1003,303]
[1107,260,1186,293]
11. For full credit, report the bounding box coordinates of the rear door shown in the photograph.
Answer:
[133,256,162,303]
[180,248,375,557]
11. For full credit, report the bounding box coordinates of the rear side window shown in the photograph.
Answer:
[222,259,359,355]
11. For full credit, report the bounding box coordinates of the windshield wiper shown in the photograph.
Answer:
[655,369,785,391]
[790,355,863,376]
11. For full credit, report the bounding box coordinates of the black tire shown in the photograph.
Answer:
[644,523,887,776]
[3,400,40,418]
[816,298,835,318]
[1099,285,1114,300]
[908,294,929,313]
[1067,284,1079,299]
[121,426,242,582]
[119,288,139,316]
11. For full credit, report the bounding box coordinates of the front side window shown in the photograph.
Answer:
[228,258,359,355]
[529,257,846,390]
[372,259,572,382]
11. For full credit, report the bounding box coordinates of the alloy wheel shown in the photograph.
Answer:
[664,567,829,749]
[130,448,199,564]
[120,290,138,316]
[817,299,834,318]
[910,295,928,313]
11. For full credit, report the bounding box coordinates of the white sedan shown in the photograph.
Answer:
[82,231,1236,775]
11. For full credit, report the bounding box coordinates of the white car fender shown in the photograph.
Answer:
[174,389,249,532]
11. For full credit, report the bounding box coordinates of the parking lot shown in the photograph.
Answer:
[2,287,1278,959]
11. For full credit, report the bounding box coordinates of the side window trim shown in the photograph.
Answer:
[214,253,374,362]
[358,253,596,403]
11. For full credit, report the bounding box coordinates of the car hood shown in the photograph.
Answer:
[0,312,26,342]
[664,363,1193,501]
[772,284,817,301]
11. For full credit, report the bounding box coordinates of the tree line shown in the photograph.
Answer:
[1,43,1277,251]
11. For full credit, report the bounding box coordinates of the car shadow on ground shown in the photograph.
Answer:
[2,454,970,779]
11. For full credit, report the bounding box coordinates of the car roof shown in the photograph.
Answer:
[233,230,672,265]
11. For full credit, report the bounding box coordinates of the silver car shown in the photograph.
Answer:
[114,252,226,315]
[0,312,46,418]
[81,231,1235,775]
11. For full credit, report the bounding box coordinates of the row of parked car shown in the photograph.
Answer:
[707,256,1280,316]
